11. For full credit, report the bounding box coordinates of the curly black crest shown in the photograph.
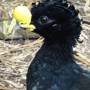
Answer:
[31,0,82,46]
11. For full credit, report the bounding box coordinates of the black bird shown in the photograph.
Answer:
[26,0,90,90]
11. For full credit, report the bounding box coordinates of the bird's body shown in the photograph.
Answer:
[27,43,85,90]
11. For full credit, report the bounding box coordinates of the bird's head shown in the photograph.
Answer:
[9,0,82,45]
[31,1,82,45]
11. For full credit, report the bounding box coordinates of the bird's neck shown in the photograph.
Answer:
[42,41,74,61]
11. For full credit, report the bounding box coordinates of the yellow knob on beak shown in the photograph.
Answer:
[6,5,36,35]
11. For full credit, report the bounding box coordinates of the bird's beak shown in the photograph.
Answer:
[19,23,36,31]
[5,18,36,36]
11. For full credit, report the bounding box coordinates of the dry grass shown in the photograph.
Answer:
[0,38,43,90]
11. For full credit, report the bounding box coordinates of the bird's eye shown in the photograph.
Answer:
[39,16,49,24]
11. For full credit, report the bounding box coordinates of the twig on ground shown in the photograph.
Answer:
[0,38,43,56]
[74,51,90,66]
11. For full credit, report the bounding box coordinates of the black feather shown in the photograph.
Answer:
[26,1,90,90]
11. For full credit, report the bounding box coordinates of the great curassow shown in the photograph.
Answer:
[26,0,90,90]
